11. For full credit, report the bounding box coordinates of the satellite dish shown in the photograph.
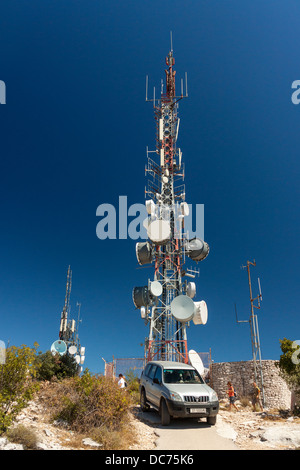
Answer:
[189,349,205,376]
[140,306,146,319]
[136,241,153,265]
[193,300,208,325]
[186,281,196,299]
[75,355,80,364]
[68,345,77,355]
[132,286,150,308]
[143,218,149,229]
[147,220,171,245]
[186,238,210,262]
[51,340,67,356]
[171,295,195,322]
[150,280,163,297]
[181,202,189,216]
[145,199,156,215]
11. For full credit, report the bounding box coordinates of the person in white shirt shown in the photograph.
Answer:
[118,373,126,389]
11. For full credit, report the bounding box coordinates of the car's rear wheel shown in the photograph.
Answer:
[140,389,150,412]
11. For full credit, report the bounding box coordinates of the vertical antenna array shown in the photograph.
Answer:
[50,266,85,371]
[236,260,265,405]
[133,41,210,364]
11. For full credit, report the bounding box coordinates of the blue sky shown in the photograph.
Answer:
[0,0,299,374]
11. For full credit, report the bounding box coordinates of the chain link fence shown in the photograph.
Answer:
[103,352,212,381]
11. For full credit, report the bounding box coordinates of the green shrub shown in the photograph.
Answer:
[0,344,39,433]
[35,350,78,381]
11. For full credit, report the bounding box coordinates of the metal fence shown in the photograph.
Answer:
[103,352,212,380]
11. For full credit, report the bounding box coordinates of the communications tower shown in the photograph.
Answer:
[50,266,85,370]
[133,43,210,364]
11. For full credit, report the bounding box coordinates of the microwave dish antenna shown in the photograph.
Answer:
[51,340,67,356]
[188,349,205,377]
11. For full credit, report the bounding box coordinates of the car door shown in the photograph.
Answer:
[145,365,157,405]
[151,365,163,407]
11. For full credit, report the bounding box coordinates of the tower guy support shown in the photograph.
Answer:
[133,44,210,364]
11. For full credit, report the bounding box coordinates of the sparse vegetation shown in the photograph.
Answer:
[0,344,39,433]
[39,369,137,449]
[0,343,139,449]
[278,338,300,414]
[6,424,38,449]
[239,396,251,408]
[125,369,140,404]
[35,350,79,381]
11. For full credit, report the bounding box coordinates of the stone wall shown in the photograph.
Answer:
[211,360,292,410]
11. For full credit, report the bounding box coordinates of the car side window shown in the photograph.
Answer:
[148,365,157,380]
[144,364,152,377]
[153,366,162,383]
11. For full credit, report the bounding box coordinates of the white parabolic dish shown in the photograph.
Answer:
[193,300,208,325]
[186,281,196,299]
[147,220,171,245]
[170,295,195,322]
[150,280,163,297]
[68,345,77,355]
[189,349,205,376]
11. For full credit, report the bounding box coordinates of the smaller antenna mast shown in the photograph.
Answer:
[236,260,265,406]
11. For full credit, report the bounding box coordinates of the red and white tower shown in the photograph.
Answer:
[133,44,209,364]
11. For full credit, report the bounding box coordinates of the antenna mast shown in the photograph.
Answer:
[134,41,209,363]
[53,266,85,371]
[59,265,72,340]
[238,260,265,406]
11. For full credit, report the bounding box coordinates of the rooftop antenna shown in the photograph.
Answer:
[235,260,265,406]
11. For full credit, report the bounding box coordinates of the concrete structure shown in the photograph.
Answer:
[211,360,292,410]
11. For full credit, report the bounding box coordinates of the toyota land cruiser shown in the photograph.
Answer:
[139,361,219,426]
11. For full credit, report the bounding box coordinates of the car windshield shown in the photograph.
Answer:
[163,368,204,384]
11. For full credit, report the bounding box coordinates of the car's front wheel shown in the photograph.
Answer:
[207,415,217,425]
[160,399,171,426]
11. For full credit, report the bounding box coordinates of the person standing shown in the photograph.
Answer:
[226,381,239,411]
[252,381,263,411]
[118,373,126,389]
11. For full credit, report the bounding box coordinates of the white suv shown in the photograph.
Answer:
[139,360,219,426]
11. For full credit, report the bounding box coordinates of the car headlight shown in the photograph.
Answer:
[169,391,183,402]
[210,391,218,402]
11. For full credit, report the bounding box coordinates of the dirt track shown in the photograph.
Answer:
[132,404,300,451]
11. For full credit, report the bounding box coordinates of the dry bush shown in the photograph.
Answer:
[40,371,132,434]
[6,424,38,449]
[90,424,137,450]
[37,371,138,449]
[239,396,251,408]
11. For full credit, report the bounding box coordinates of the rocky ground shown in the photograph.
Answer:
[1,397,300,450]
[217,400,300,450]
[0,398,158,451]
